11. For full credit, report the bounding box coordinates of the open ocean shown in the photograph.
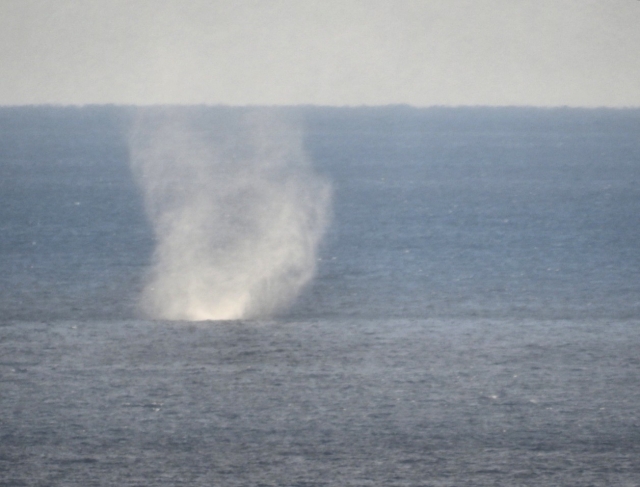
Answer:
[1,106,639,485]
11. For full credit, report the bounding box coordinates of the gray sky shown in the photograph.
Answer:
[1,0,639,107]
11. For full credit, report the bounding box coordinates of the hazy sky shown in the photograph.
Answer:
[1,0,639,107]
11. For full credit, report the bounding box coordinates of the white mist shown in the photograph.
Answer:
[129,109,331,320]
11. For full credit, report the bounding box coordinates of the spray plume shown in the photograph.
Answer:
[129,108,331,321]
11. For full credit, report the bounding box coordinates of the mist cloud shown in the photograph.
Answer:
[129,108,331,320]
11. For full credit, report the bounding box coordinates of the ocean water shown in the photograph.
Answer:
[1,106,639,485]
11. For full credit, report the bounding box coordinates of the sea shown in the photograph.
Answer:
[1,105,639,486]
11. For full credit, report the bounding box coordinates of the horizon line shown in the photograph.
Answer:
[1,103,640,110]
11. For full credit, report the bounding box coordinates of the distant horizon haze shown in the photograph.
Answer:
[1,0,639,108]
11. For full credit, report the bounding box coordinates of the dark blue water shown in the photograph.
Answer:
[1,106,639,321]
[301,107,640,320]
[1,106,639,485]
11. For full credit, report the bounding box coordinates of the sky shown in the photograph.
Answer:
[1,0,639,107]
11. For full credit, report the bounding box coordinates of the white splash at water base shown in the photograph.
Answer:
[129,109,331,321]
